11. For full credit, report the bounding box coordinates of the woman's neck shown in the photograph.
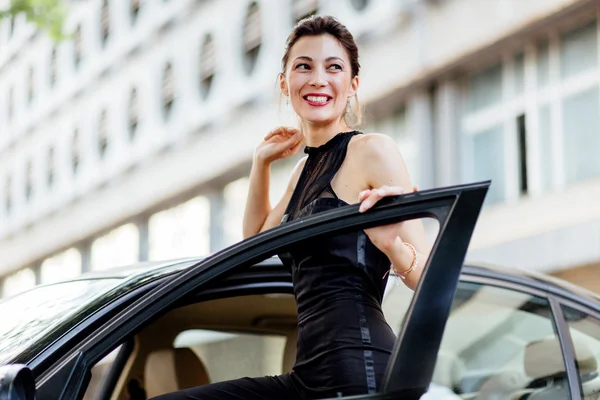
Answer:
[302,120,350,147]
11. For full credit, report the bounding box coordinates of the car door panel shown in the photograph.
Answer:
[37,181,489,400]
[381,182,488,397]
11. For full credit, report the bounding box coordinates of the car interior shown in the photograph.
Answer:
[84,292,299,400]
[428,283,600,400]
[81,280,600,400]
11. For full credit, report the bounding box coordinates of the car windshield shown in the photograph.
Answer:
[0,279,121,365]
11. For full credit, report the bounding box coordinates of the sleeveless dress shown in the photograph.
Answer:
[151,131,397,400]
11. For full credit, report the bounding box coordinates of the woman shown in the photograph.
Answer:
[152,15,430,400]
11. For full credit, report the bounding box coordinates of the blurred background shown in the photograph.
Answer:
[1,0,599,299]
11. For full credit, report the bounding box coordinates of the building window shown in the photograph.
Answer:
[131,0,141,24]
[562,87,600,184]
[91,224,139,271]
[467,63,503,113]
[242,2,262,75]
[349,0,370,11]
[98,110,109,158]
[462,20,600,203]
[468,125,506,205]
[4,176,11,215]
[292,0,318,23]
[50,47,58,87]
[129,87,139,139]
[149,197,211,260]
[100,0,110,47]
[41,248,82,284]
[199,34,216,99]
[27,66,34,104]
[47,146,55,189]
[74,25,83,68]
[25,160,33,202]
[2,268,36,298]
[462,58,519,203]
[72,130,80,175]
[162,62,175,118]
[560,20,597,80]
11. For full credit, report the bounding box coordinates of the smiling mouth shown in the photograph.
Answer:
[303,95,332,105]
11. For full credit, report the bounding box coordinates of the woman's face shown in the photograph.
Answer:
[281,34,358,129]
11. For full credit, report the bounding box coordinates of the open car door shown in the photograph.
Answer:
[25,181,488,400]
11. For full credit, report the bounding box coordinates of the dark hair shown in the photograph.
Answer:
[281,15,363,127]
[281,15,360,78]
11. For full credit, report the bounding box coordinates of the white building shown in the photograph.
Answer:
[2,0,600,297]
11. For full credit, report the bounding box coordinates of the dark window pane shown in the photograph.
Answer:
[162,63,175,118]
[199,34,216,99]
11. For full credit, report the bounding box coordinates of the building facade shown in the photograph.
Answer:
[2,0,600,297]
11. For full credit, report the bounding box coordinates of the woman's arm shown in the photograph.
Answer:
[355,133,431,290]
[242,156,273,239]
[242,128,304,239]
[243,156,306,238]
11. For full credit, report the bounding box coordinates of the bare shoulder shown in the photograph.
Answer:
[348,132,410,187]
[348,132,400,160]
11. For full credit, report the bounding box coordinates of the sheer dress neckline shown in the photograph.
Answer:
[283,131,361,223]
[303,131,357,155]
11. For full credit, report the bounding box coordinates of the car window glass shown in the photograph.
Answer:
[82,345,122,400]
[561,305,600,399]
[0,279,121,364]
[384,281,570,399]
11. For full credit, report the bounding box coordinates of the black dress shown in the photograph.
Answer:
[151,131,396,400]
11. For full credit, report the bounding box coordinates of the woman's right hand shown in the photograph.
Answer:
[255,127,303,164]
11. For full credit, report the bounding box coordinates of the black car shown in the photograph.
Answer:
[1,182,600,400]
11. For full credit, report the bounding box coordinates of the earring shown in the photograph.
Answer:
[345,99,351,114]
[286,98,290,111]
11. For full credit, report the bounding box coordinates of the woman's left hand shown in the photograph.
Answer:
[358,185,418,252]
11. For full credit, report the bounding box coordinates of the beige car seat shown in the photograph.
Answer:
[144,348,211,397]
[525,337,597,399]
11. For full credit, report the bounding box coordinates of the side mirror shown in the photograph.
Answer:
[0,364,36,400]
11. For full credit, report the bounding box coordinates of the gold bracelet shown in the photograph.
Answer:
[395,242,418,280]
[382,241,419,283]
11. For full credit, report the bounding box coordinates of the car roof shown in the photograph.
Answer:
[68,256,600,308]
[462,263,600,308]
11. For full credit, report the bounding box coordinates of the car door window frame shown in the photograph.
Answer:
[554,295,600,399]
[94,338,135,400]
[35,182,489,400]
